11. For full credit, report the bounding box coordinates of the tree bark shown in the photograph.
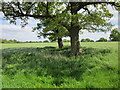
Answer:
[58,38,63,48]
[70,29,80,56]
[69,3,80,56]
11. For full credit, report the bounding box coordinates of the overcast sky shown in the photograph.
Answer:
[0,4,118,42]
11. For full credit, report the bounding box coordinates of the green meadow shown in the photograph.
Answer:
[1,42,119,88]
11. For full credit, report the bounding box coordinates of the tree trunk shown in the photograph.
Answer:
[58,38,63,48]
[69,3,80,56]
[70,30,80,56]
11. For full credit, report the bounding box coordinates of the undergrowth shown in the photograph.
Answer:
[2,46,118,88]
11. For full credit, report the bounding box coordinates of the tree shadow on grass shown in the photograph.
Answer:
[2,46,112,86]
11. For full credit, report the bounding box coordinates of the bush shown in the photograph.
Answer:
[63,39,70,42]
[96,37,107,42]
[43,40,49,42]
[109,29,120,41]
[81,38,93,42]
[90,40,94,42]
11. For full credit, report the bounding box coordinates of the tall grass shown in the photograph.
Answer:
[1,42,118,88]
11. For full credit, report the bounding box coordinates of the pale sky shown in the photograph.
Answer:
[0,4,118,42]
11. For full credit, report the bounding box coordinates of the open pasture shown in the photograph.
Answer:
[1,42,119,88]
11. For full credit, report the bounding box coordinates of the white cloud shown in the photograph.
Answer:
[112,25,118,29]
[108,5,118,25]
[27,18,40,26]
[0,24,45,42]
[79,25,118,41]
[108,5,118,15]
[0,12,4,17]
[80,31,111,41]
[110,16,118,24]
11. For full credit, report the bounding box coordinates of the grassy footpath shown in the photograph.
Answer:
[1,42,119,88]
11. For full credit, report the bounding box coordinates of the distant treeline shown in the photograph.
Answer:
[81,38,108,42]
[0,39,43,43]
[81,37,120,42]
[0,36,119,43]
[0,39,56,43]
[0,39,21,43]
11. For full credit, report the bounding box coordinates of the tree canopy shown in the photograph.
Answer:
[33,18,69,48]
[96,37,107,42]
[109,29,120,41]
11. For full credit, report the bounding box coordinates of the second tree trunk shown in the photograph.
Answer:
[58,38,63,48]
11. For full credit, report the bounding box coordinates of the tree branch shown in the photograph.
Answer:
[2,2,55,19]
[26,3,35,14]
[43,33,55,36]
[17,2,24,14]
[83,7,90,14]
[4,13,55,18]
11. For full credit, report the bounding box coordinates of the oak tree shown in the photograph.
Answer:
[1,1,120,56]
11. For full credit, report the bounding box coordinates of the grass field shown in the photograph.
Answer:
[1,42,119,88]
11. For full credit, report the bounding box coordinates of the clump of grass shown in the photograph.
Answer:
[2,46,118,88]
